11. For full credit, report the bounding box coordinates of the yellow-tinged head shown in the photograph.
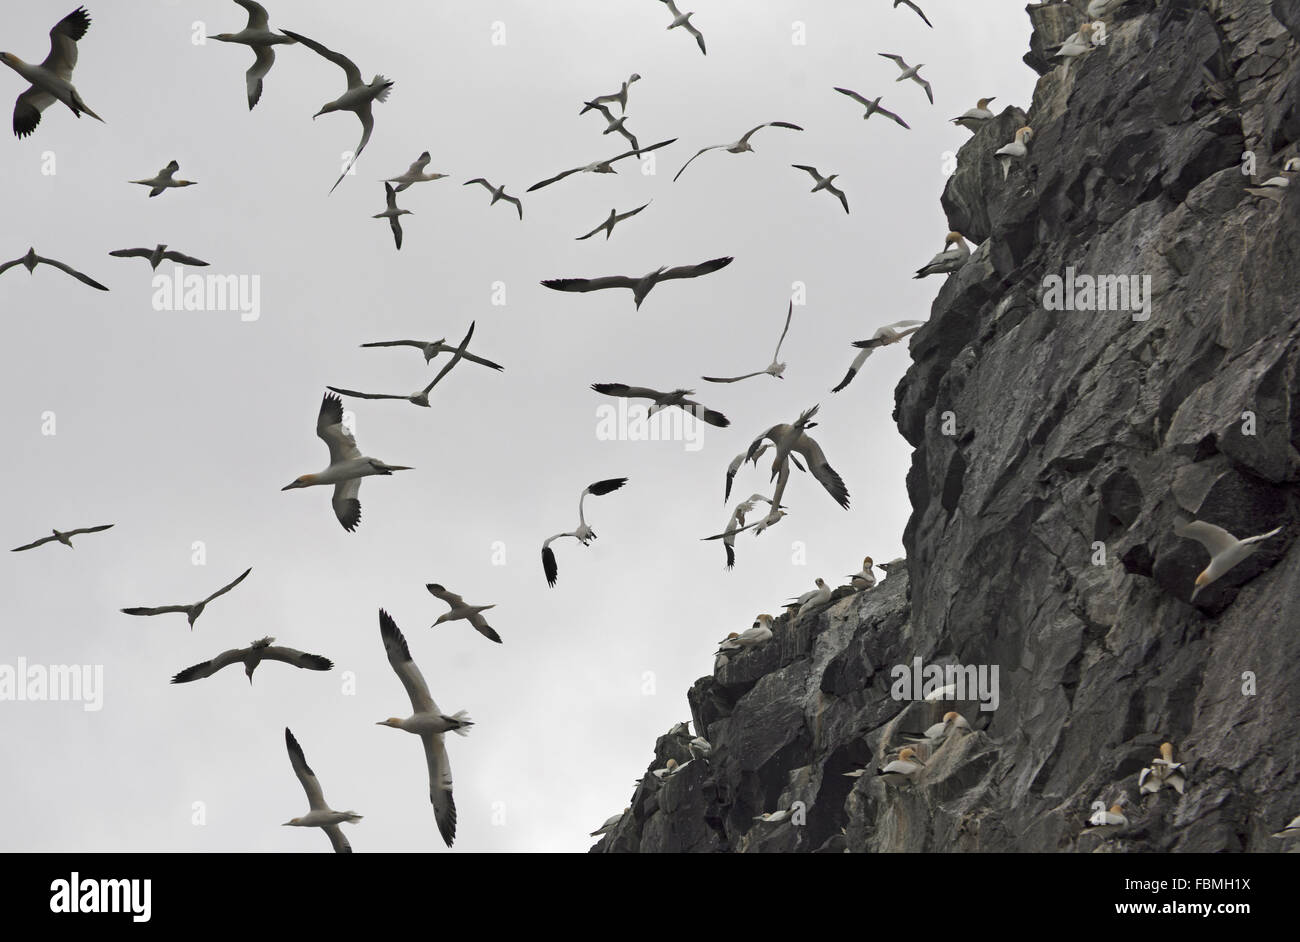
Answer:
[1108,803,1124,815]
[943,711,960,722]
[863,556,874,568]
[281,473,316,491]
[1160,742,1175,761]
[376,718,403,728]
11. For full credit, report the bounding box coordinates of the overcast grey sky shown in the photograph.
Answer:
[1,1,1037,852]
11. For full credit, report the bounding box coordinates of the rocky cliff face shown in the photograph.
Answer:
[594,0,1300,853]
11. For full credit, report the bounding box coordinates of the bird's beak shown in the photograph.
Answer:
[281,481,300,491]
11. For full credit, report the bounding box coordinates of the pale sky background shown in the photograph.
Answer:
[1,1,1037,852]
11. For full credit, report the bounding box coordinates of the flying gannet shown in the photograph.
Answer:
[590,383,730,427]
[878,54,933,104]
[1244,157,1300,201]
[171,636,333,685]
[791,165,850,213]
[581,73,640,114]
[845,556,877,590]
[329,321,476,408]
[995,126,1033,180]
[673,121,803,181]
[1,6,104,139]
[1174,518,1283,600]
[128,160,197,198]
[580,99,641,153]
[463,178,523,219]
[11,523,113,552]
[359,336,503,372]
[541,478,629,587]
[282,728,362,853]
[913,232,970,278]
[542,256,733,310]
[716,615,775,655]
[833,87,910,129]
[951,97,996,132]
[212,0,296,110]
[901,711,970,745]
[576,202,653,241]
[704,301,793,383]
[723,441,804,502]
[590,808,629,836]
[121,567,252,629]
[830,319,925,392]
[373,182,411,250]
[659,0,707,55]
[894,1,933,28]
[528,139,676,192]
[383,151,447,191]
[876,747,925,785]
[1138,742,1187,795]
[750,406,851,510]
[376,609,472,847]
[426,584,501,644]
[702,494,778,569]
[0,247,107,291]
[280,29,392,194]
[109,244,209,270]
[281,393,414,532]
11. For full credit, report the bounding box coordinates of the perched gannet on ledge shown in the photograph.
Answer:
[995,126,1033,180]
[754,809,793,823]
[791,164,850,213]
[1273,815,1300,839]
[787,578,831,616]
[463,177,523,219]
[1173,518,1283,601]
[281,393,414,532]
[541,478,629,587]
[590,808,629,836]
[109,244,209,270]
[902,711,970,745]
[1244,157,1299,201]
[845,557,877,590]
[1138,742,1187,795]
[11,523,113,552]
[1052,22,1099,62]
[542,256,733,310]
[582,73,640,115]
[373,183,411,250]
[280,28,392,194]
[951,97,996,132]
[211,0,296,110]
[1087,0,1132,16]
[590,382,730,427]
[673,121,803,181]
[330,320,474,406]
[376,609,472,848]
[716,614,775,655]
[129,160,196,198]
[914,232,970,278]
[528,139,676,192]
[876,747,925,785]
[1087,801,1128,828]
[659,0,707,55]
[1,6,104,139]
[878,53,933,104]
[704,302,793,384]
[121,567,252,629]
[282,728,361,854]
[426,583,501,644]
[575,202,652,241]
[171,636,333,685]
[833,87,910,129]
[0,247,108,291]
[830,319,925,392]
[383,151,447,191]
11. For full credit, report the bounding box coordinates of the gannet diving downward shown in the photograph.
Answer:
[1174,518,1283,601]
[377,609,472,847]
[541,478,629,587]
[281,393,414,531]
[1,6,104,139]
[283,728,362,853]
[211,0,297,110]
[0,247,108,291]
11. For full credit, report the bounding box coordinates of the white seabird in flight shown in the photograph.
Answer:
[121,567,252,629]
[541,478,629,587]
[129,160,197,198]
[11,523,113,552]
[723,441,805,502]
[581,73,640,114]
[580,99,641,153]
[673,121,803,181]
[704,301,793,384]
[0,247,107,291]
[171,636,333,685]
[1,6,104,139]
[830,319,925,393]
[280,28,392,194]
[373,182,411,250]
[376,609,472,847]
[1174,518,1283,601]
[833,87,910,129]
[109,244,209,270]
[426,583,501,644]
[590,383,730,427]
[951,97,997,132]
[750,406,851,510]
[702,494,778,569]
[212,0,296,110]
[527,138,676,192]
[463,177,523,219]
[878,54,933,104]
[659,0,707,55]
[281,393,414,532]
[914,232,970,278]
[576,202,652,241]
[359,336,503,372]
[383,151,447,191]
[894,1,933,28]
[541,256,733,310]
[329,321,476,408]
[791,164,849,213]
[282,728,361,853]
